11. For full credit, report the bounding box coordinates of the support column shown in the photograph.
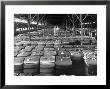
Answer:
[80,14,83,46]
[83,30,85,36]
[91,32,93,37]
[27,14,31,41]
[80,14,83,40]
[89,30,91,37]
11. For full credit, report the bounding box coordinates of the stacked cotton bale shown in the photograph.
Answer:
[14,30,97,76]
[83,51,97,75]
[14,42,25,75]
[40,56,55,75]
[15,42,35,75]
[14,45,24,57]
[53,40,73,76]
[54,40,61,49]
[23,56,40,76]
[39,41,56,76]
[55,56,72,76]
[57,50,71,57]
[14,57,24,75]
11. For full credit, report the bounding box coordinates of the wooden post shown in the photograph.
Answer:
[80,14,83,45]
[27,14,31,41]
[80,14,83,36]
[72,14,75,36]
[36,14,39,30]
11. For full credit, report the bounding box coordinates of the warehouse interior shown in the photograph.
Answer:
[14,14,97,76]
